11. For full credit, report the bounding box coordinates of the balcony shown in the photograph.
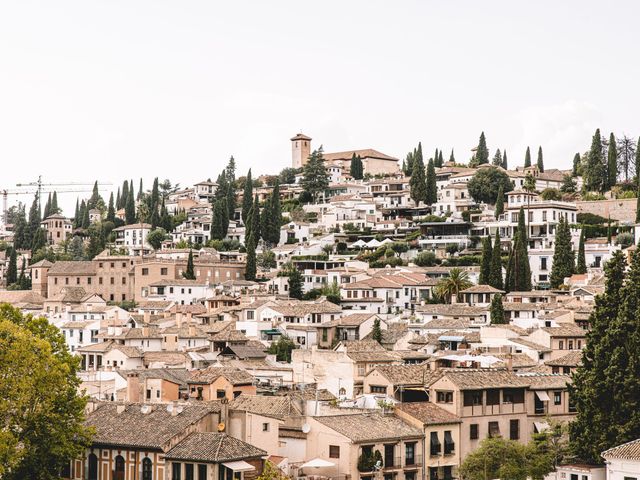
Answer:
[382,457,402,470]
[404,455,423,467]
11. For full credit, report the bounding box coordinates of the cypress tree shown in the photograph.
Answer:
[607,132,617,190]
[438,150,444,168]
[350,153,363,180]
[569,251,638,464]
[301,148,329,202]
[73,198,80,228]
[43,193,51,219]
[288,268,303,299]
[160,199,172,232]
[502,150,508,170]
[489,232,504,290]
[495,185,504,219]
[409,153,427,205]
[425,158,437,205]
[476,132,489,165]
[115,187,121,211]
[537,146,544,172]
[129,179,135,205]
[404,150,415,176]
[211,199,229,241]
[150,178,160,228]
[518,207,528,244]
[576,229,587,274]
[125,187,136,225]
[51,191,58,214]
[524,147,531,168]
[31,227,47,252]
[636,182,640,223]
[449,149,455,164]
[479,236,492,285]
[226,179,236,219]
[242,169,254,225]
[183,250,196,280]
[250,195,261,244]
[82,202,90,229]
[26,194,41,248]
[18,257,29,289]
[585,129,605,192]
[506,222,531,292]
[371,318,383,343]
[573,153,581,177]
[244,233,257,281]
[138,178,143,200]
[6,248,17,285]
[492,149,503,167]
[490,294,506,324]
[550,216,575,288]
[120,180,129,209]
[268,182,282,244]
[106,193,115,223]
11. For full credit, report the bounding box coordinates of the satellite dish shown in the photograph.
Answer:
[217,422,226,432]
[166,404,173,413]
[301,423,311,433]
[176,406,183,414]
[140,405,151,414]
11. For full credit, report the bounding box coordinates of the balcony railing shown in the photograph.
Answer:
[404,455,423,467]
[382,457,402,470]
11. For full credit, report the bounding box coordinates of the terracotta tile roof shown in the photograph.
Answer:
[509,338,552,353]
[120,368,190,387]
[517,373,571,390]
[439,369,528,389]
[47,261,96,275]
[0,291,45,305]
[545,351,583,367]
[143,351,190,367]
[165,432,266,462]
[602,438,640,460]
[371,365,442,385]
[416,304,488,317]
[323,149,398,162]
[541,324,587,337]
[47,286,90,303]
[210,329,249,343]
[396,402,461,425]
[188,367,254,386]
[320,313,377,327]
[86,402,220,449]
[339,340,387,352]
[347,351,399,362]
[461,285,504,294]
[422,319,472,330]
[230,395,302,419]
[315,413,422,443]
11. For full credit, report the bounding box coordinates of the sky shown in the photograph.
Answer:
[1,0,639,215]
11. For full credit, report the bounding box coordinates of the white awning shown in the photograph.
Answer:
[222,461,255,472]
[301,458,335,468]
[535,391,550,401]
[534,421,550,433]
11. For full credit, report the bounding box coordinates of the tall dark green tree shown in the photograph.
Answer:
[106,193,115,223]
[489,232,504,290]
[404,149,415,176]
[125,186,136,225]
[576,229,587,274]
[475,132,489,165]
[244,235,257,280]
[88,180,102,210]
[350,153,364,180]
[225,157,237,218]
[31,228,47,253]
[479,236,492,285]
[211,198,229,240]
[495,184,505,218]
[490,294,506,324]
[115,188,121,211]
[183,250,195,279]
[119,180,129,209]
[524,147,532,168]
[25,194,41,249]
[437,150,444,168]
[502,150,508,169]
[572,153,581,177]
[569,251,640,464]
[549,216,575,288]
[301,148,329,202]
[6,248,17,285]
[288,268,303,299]
[506,209,531,292]
[607,132,618,190]
[42,193,51,219]
[425,158,437,205]
[371,318,383,343]
[137,178,143,201]
[73,199,80,228]
[537,146,544,172]
[584,129,606,192]
[492,149,503,167]
[262,182,281,245]
[242,169,254,225]
[51,191,59,214]
[636,182,640,223]
[449,149,455,164]
[409,153,427,205]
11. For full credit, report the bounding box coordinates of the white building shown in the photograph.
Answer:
[114,223,153,256]
[602,438,640,480]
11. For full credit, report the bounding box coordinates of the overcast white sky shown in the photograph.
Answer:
[1,0,639,215]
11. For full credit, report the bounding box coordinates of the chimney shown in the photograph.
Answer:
[142,326,150,337]
[116,404,126,414]
[143,310,151,323]
[176,312,183,327]
[186,312,193,325]
[127,373,141,402]
[189,325,196,337]
[163,310,170,319]
[171,400,180,416]
[506,354,513,372]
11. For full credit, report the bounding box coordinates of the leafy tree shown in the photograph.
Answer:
[301,148,329,202]
[584,128,606,192]
[279,167,298,185]
[524,146,532,167]
[479,236,492,284]
[489,232,504,290]
[242,169,254,225]
[537,146,544,172]
[350,153,364,180]
[320,280,341,305]
[490,293,506,324]
[495,184,505,218]
[409,147,427,205]
[492,149,503,166]
[550,216,575,288]
[467,167,514,204]
[31,227,47,253]
[257,250,276,270]
[560,174,577,193]
[434,268,472,303]
[6,248,17,285]
[607,132,618,190]
[475,131,489,165]
[460,437,528,480]
[147,228,167,250]
[576,230,586,274]
[183,250,195,279]
[617,135,636,182]
[425,158,437,205]
[68,236,85,260]
[0,304,92,479]
[371,318,383,343]
[267,335,296,362]
[568,251,639,463]
[413,251,438,267]
[287,268,303,300]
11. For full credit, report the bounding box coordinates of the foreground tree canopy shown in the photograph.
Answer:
[467,166,514,205]
[0,304,92,479]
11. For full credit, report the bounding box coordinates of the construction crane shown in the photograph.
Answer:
[2,188,95,225]
[16,176,112,210]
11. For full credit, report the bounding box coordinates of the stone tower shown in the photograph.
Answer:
[291,133,312,169]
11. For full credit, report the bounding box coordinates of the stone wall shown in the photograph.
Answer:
[576,199,638,223]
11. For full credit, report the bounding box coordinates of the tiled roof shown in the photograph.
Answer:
[188,367,254,386]
[230,395,301,419]
[422,319,472,330]
[461,285,504,294]
[541,324,587,337]
[321,313,376,327]
[86,402,220,449]
[517,373,571,390]
[121,368,190,387]
[322,149,398,162]
[0,291,45,305]
[440,369,528,390]
[48,261,96,275]
[396,402,461,425]
[315,413,422,443]
[165,432,266,462]
[371,365,442,385]
[340,340,387,353]
[509,338,552,353]
[602,438,640,460]
[417,304,487,317]
[545,351,583,367]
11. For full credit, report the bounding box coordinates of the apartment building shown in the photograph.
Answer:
[40,213,72,246]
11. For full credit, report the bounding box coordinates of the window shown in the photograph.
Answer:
[172,462,181,480]
[559,340,564,350]
[430,432,441,456]
[436,391,453,403]
[510,419,520,440]
[88,277,92,285]
[88,453,98,480]
[486,389,500,405]
[161,268,168,275]
[568,340,574,350]
[488,421,500,438]
[198,465,207,480]
[329,445,340,458]
[216,389,226,399]
[185,464,194,480]
[444,431,455,454]
[405,442,416,465]
[463,391,482,406]
[262,423,270,432]
[122,277,126,285]
[146,389,151,400]
[142,457,153,480]
[142,268,149,276]
[384,444,395,467]
[370,385,386,394]
[554,391,562,405]
[114,455,125,480]
[571,475,578,480]
[540,257,548,271]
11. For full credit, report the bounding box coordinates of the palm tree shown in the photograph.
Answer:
[435,268,473,303]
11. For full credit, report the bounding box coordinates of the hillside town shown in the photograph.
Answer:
[2,128,640,480]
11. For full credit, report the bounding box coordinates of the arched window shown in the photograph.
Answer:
[114,455,125,480]
[142,457,153,480]
[88,453,98,480]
